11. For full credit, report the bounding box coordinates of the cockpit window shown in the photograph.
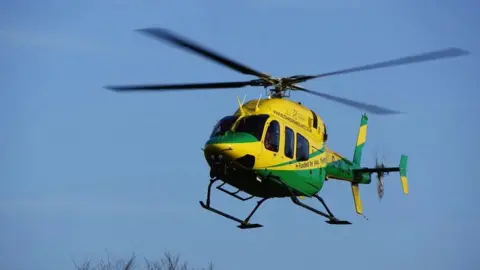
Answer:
[210,115,239,138]
[234,114,269,141]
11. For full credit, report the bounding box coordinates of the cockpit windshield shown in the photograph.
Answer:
[210,115,239,138]
[234,114,269,141]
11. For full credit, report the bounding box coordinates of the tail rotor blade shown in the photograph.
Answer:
[377,174,385,200]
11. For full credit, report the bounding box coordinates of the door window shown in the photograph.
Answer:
[284,126,294,158]
[296,133,309,161]
[264,120,280,152]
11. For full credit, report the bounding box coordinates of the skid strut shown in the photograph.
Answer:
[290,194,351,225]
[199,178,269,229]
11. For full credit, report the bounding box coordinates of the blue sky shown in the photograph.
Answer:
[1,1,479,269]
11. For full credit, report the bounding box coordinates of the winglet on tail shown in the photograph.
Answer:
[399,154,408,195]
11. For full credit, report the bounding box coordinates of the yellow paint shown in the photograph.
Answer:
[204,142,261,162]
[351,183,363,215]
[356,125,367,146]
[227,97,327,171]
[401,176,409,195]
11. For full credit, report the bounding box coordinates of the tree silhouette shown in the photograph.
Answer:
[73,251,214,270]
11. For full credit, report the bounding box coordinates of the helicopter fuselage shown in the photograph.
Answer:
[203,97,371,199]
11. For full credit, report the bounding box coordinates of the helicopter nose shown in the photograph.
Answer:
[204,143,235,161]
[203,132,260,164]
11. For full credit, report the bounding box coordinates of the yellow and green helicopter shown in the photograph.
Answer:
[106,28,469,229]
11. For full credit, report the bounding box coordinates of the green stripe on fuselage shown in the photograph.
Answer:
[262,147,326,169]
[206,132,258,145]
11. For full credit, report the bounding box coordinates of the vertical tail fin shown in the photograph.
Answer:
[350,113,369,219]
[353,113,368,166]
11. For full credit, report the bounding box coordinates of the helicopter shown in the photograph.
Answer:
[105,27,469,229]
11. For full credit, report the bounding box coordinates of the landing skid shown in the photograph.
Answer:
[199,178,269,229]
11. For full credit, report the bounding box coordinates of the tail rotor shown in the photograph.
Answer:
[375,153,387,200]
[361,149,408,201]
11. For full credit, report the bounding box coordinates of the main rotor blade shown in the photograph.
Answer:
[105,80,260,91]
[289,47,470,84]
[293,86,402,115]
[136,27,271,79]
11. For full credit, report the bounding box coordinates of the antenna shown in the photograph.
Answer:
[236,96,245,116]
[255,93,262,112]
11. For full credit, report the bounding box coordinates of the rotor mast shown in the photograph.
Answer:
[261,77,294,98]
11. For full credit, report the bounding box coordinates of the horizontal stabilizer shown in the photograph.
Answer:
[354,167,399,174]
[352,154,409,196]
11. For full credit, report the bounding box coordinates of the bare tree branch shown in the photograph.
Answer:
[74,251,213,270]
